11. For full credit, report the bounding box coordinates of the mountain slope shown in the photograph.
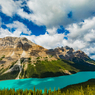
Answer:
[0,37,95,80]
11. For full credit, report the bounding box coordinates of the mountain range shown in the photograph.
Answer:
[0,37,95,80]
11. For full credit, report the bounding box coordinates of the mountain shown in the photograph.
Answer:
[0,37,95,80]
[47,46,95,64]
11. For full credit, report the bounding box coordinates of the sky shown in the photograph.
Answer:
[0,0,95,59]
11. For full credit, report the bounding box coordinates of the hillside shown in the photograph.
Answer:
[60,79,95,95]
[0,37,95,80]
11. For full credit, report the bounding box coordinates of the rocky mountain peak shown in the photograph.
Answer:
[47,46,90,61]
[0,37,36,49]
[0,36,91,64]
[15,40,23,49]
[20,37,28,41]
[64,46,71,50]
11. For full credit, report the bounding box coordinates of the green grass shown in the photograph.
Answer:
[23,59,79,78]
[21,58,95,78]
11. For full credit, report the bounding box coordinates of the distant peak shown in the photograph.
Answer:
[64,46,71,49]
[76,50,83,53]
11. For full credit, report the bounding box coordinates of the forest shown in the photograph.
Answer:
[0,85,94,95]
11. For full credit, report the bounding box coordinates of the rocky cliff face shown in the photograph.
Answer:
[0,37,90,61]
[46,46,90,61]
[0,36,56,58]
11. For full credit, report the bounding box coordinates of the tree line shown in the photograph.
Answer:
[0,85,95,95]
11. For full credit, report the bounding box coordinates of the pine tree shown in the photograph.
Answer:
[33,86,36,95]
[43,88,47,95]
[87,85,90,95]
[65,89,69,95]
[28,92,31,95]
[80,86,84,95]
[57,88,61,95]
[40,90,42,95]
[53,87,57,95]
[48,88,51,95]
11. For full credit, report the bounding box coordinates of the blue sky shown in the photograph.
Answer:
[0,0,95,59]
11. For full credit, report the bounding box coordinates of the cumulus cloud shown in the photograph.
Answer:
[0,21,32,37]
[46,27,58,35]
[22,33,65,49]
[7,21,32,36]
[0,0,22,16]
[17,0,95,29]
[0,28,13,38]
[64,17,95,58]
[1,0,95,29]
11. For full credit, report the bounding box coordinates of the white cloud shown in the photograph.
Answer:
[1,0,95,32]
[66,17,95,40]
[0,21,32,37]
[64,17,95,57]
[84,29,95,42]
[90,55,95,59]
[17,0,95,29]
[46,27,58,35]
[62,40,86,50]
[6,21,32,36]
[0,28,13,38]
[24,33,65,49]
[0,0,22,16]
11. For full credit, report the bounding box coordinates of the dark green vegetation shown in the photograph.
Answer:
[0,58,95,80]
[0,79,95,95]
[0,60,19,80]
[65,58,95,71]
[0,70,19,80]
[21,59,79,78]
[20,59,95,78]
[0,55,5,61]
[86,58,95,64]
[60,79,95,95]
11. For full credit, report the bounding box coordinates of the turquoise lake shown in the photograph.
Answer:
[0,71,95,92]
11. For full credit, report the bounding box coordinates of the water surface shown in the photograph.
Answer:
[0,71,95,92]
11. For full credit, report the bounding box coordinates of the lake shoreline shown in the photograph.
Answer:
[0,70,95,81]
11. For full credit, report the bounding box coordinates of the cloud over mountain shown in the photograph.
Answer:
[0,0,95,59]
